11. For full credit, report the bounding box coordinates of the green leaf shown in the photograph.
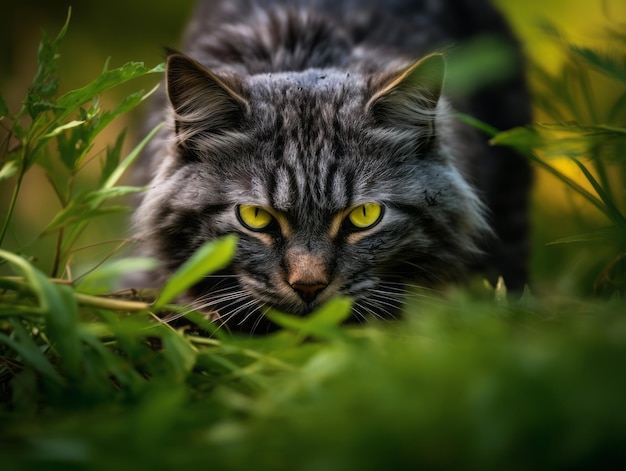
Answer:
[0,250,81,381]
[43,186,143,234]
[42,119,86,138]
[267,297,353,340]
[492,123,626,164]
[154,235,238,310]
[92,84,160,138]
[99,130,125,185]
[0,250,57,314]
[24,8,71,118]
[568,158,624,225]
[76,257,158,294]
[547,227,625,245]
[45,284,82,382]
[54,62,164,124]
[103,121,164,189]
[159,327,198,379]
[0,160,20,181]
[455,113,499,137]
[569,45,626,84]
[0,331,64,386]
[43,203,131,235]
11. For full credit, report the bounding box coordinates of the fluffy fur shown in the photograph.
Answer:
[133,0,531,330]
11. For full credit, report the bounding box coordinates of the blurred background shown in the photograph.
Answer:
[1,0,625,295]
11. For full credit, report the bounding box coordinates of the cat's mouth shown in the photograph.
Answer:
[237,272,342,316]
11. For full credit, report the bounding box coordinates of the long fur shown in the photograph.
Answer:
[132,0,531,331]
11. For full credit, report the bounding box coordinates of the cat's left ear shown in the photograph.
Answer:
[367,53,445,127]
[166,51,249,141]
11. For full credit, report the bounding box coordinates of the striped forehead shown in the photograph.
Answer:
[267,160,351,213]
[247,73,364,213]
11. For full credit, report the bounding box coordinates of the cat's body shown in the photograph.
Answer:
[134,0,531,330]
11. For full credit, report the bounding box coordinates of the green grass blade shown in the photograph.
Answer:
[0,249,81,380]
[103,122,164,189]
[153,235,238,310]
[569,157,625,225]
[0,332,64,386]
[267,297,353,341]
[569,45,626,84]
[76,257,158,294]
[547,227,624,245]
[159,326,198,380]
[455,112,499,137]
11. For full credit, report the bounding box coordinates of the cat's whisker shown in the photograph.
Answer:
[351,302,369,323]
[214,297,259,330]
[250,305,272,335]
[355,299,389,322]
[236,298,269,326]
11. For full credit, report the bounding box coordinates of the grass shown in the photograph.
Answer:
[1,11,626,470]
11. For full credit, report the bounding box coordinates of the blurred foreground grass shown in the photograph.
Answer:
[1,7,626,471]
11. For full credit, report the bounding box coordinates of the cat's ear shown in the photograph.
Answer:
[367,53,445,127]
[166,51,249,140]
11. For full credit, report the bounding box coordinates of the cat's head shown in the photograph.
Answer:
[135,52,490,326]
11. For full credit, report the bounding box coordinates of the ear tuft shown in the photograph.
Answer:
[367,53,446,128]
[166,53,249,140]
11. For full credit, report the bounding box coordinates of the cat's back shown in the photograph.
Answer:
[183,0,517,74]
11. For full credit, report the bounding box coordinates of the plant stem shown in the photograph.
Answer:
[50,228,64,278]
[73,292,151,311]
[0,165,24,247]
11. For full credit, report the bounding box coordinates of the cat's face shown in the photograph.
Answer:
[136,53,489,327]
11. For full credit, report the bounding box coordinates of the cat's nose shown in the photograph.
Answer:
[291,282,328,304]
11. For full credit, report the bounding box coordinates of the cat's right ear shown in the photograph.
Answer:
[366,53,445,129]
[166,51,249,144]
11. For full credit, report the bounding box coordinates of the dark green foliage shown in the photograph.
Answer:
[1,14,626,471]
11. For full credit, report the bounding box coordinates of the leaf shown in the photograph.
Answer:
[492,123,626,161]
[24,8,71,118]
[43,203,132,235]
[92,84,160,138]
[42,186,143,234]
[103,122,164,189]
[547,227,625,245]
[159,327,198,379]
[569,45,626,84]
[0,250,81,381]
[78,330,147,394]
[54,62,164,123]
[76,257,158,294]
[608,90,626,123]
[568,158,625,225]
[0,332,64,386]
[42,119,86,138]
[0,160,20,181]
[455,113,499,137]
[267,297,353,341]
[99,130,125,185]
[153,235,238,310]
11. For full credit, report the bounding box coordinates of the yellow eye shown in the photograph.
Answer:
[237,205,273,231]
[348,203,383,229]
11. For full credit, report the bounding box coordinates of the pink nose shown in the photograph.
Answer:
[291,282,328,304]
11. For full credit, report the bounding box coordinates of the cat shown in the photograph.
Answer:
[132,0,532,331]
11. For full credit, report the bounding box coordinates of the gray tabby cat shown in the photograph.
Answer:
[133,0,531,330]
